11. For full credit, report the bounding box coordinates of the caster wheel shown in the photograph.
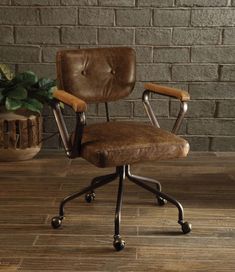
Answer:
[51,216,63,229]
[157,197,167,206]
[85,192,95,203]
[113,238,125,251]
[181,221,192,234]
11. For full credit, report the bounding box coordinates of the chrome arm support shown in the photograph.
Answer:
[142,90,160,128]
[172,101,188,134]
[52,101,86,158]
[142,90,188,135]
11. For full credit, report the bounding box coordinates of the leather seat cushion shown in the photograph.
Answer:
[78,121,189,168]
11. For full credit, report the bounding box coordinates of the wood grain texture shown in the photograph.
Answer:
[0,151,234,271]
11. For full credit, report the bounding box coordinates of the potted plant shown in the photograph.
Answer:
[0,64,56,161]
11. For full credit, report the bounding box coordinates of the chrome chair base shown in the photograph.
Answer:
[51,165,192,251]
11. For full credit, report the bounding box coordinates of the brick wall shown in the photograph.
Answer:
[0,0,235,151]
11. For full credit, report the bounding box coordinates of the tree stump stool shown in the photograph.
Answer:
[0,111,42,161]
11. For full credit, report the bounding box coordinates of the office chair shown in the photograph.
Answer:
[50,47,192,251]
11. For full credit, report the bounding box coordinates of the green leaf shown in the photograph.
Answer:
[7,86,27,100]
[0,64,14,81]
[14,71,38,86]
[22,98,43,113]
[47,86,57,100]
[38,78,55,89]
[5,97,22,111]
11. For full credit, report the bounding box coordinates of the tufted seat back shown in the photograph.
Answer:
[56,47,136,103]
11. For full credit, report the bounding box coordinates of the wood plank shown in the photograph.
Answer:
[0,258,21,272]
[0,151,235,272]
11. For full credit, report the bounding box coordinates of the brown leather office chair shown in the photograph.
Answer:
[50,47,191,251]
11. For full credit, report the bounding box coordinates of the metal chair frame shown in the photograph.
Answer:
[51,90,191,251]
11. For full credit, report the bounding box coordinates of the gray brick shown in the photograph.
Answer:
[43,116,60,133]
[0,0,10,4]
[138,0,174,7]
[42,104,52,116]
[86,104,98,116]
[61,0,97,5]
[62,27,97,44]
[17,64,56,78]
[136,28,171,45]
[99,0,135,6]
[170,100,216,118]
[79,8,114,26]
[16,27,60,45]
[192,9,235,27]
[136,64,171,81]
[42,46,76,62]
[98,28,134,45]
[211,137,235,151]
[158,118,187,134]
[189,83,235,99]
[185,136,210,151]
[134,46,153,63]
[127,82,144,99]
[41,133,60,149]
[187,119,235,136]
[116,9,151,27]
[153,9,190,27]
[172,64,218,81]
[134,99,169,117]
[221,65,235,81]
[0,46,40,63]
[1,0,233,152]
[40,8,77,25]
[154,47,190,63]
[98,101,132,117]
[176,0,228,7]
[0,26,14,44]
[0,8,39,25]
[192,46,235,63]
[173,28,221,45]
[12,0,60,5]
[216,100,235,118]
[223,28,235,44]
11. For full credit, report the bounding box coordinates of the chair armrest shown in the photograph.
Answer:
[142,84,190,134]
[144,83,190,101]
[53,89,87,112]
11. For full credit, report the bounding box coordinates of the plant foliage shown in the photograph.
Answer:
[0,64,56,113]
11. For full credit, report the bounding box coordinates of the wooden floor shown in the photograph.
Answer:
[0,151,235,271]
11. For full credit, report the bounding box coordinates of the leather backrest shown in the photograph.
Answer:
[56,47,136,103]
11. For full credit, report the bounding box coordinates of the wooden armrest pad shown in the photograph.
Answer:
[144,83,190,101]
[53,90,87,112]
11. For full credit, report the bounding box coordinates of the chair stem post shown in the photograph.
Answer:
[114,166,125,238]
